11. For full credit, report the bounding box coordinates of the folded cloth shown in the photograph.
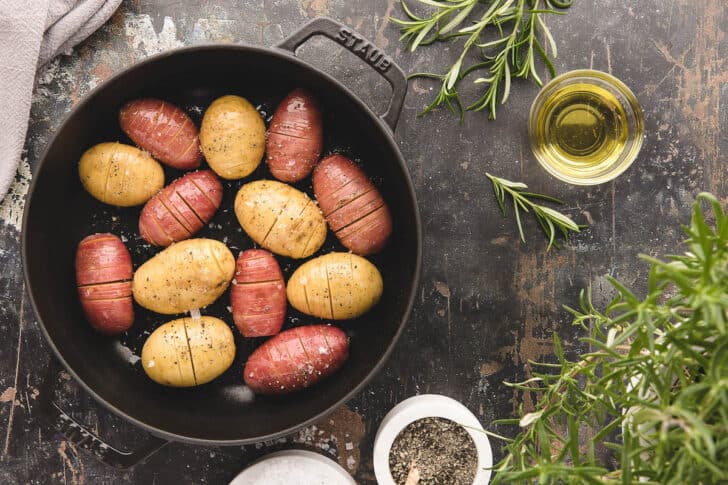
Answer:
[0,0,122,203]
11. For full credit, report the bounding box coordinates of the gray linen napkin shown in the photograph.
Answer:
[0,0,122,203]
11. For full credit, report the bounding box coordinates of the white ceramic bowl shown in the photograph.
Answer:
[373,394,493,484]
[229,449,356,485]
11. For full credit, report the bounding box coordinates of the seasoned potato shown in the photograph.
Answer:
[119,98,202,170]
[313,154,392,255]
[234,180,326,259]
[141,316,235,387]
[231,249,286,337]
[200,95,266,179]
[287,252,383,319]
[132,238,235,314]
[244,325,349,395]
[78,142,164,206]
[266,89,323,182]
[75,233,134,334]
[139,170,223,246]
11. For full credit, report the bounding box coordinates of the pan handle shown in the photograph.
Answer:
[277,17,407,131]
[39,358,168,468]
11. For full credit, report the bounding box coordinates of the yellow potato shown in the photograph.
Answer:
[79,142,164,206]
[200,95,266,179]
[133,238,235,314]
[141,316,235,387]
[235,180,326,259]
[287,252,383,319]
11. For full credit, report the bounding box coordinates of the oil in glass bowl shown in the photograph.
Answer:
[529,70,644,185]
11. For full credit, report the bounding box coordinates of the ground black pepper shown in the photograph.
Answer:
[389,417,478,485]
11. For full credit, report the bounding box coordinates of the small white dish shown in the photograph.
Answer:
[229,449,356,485]
[373,394,493,484]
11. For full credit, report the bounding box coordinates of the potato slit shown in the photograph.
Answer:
[207,243,228,278]
[299,222,322,259]
[77,279,132,288]
[319,326,336,357]
[268,130,312,142]
[79,295,132,303]
[168,116,190,147]
[261,197,291,247]
[295,331,314,367]
[282,198,312,254]
[176,136,199,164]
[189,177,218,207]
[147,213,176,245]
[332,202,385,234]
[157,196,193,235]
[322,186,375,218]
[168,323,187,386]
[181,318,199,385]
[264,345,287,385]
[323,262,336,320]
[117,152,130,201]
[77,262,132,273]
[343,213,390,243]
[101,147,115,202]
[151,99,166,127]
[78,235,119,246]
[302,282,313,316]
[175,189,206,226]
[234,278,281,287]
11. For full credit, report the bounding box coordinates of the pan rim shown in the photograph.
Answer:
[21,42,423,446]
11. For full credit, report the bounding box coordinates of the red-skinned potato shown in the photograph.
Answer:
[119,98,202,170]
[75,234,134,334]
[139,170,223,246]
[231,249,286,337]
[266,89,323,182]
[313,154,392,255]
[244,325,349,395]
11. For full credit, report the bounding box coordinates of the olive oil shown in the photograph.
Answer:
[529,70,644,185]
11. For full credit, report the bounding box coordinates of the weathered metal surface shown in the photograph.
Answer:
[0,0,725,482]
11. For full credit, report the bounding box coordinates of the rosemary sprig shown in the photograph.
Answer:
[491,193,728,484]
[390,0,573,119]
[486,172,581,249]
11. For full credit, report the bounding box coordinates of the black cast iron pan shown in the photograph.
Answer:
[21,17,421,467]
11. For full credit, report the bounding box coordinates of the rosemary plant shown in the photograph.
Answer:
[391,0,573,119]
[487,173,581,249]
[491,193,728,483]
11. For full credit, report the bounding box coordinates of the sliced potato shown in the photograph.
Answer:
[200,95,266,179]
[79,142,164,206]
[141,316,235,387]
[287,252,383,319]
[132,238,235,314]
[234,180,326,259]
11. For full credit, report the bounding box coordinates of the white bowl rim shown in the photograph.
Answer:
[373,394,493,484]
[229,449,357,485]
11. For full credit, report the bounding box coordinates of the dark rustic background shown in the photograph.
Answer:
[1,0,726,483]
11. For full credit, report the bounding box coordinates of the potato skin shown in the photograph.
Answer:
[287,252,383,320]
[234,180,326,259]
[313,154,392,255]
[139,170,223,246]
[78,142,165,207]
[141,316,235,387]
[119,98,202,170]
[231,249,286,337]
[244,325,348,394]
[75,234,134,334]
[132,238,235,314]
[200,95,266,180]
[266,89,323,182]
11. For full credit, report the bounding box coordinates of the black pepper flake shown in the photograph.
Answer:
[389,417,477,485]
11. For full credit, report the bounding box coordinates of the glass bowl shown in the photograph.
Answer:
[528,69,644,185]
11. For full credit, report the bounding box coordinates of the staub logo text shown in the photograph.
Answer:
[335,28,392,73]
